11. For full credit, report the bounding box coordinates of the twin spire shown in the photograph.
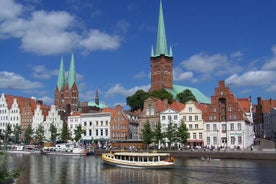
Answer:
[57,53,76,91]
[151,1,173,57]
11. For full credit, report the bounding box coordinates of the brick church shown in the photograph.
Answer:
[54,54,79,113]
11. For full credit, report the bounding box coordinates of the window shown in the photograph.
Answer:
[183,116,186,122]
[168,115,172,120]
[189,107,192,112]
[195,124,198,129]
[231,136,235,145]
[150,108,155,115]
[189,116,192,121]
[100,129,103,136]
[96,129,98,136]
[213,107,217,112]
[228,106,232,112]
[174,115,177,120]
[238,136,242,144]
[213,124,217,131]
[207,137,210,145]
[238,123,241,130]
[162,116,165,120]
[206,124,210,131]
[193,133,196,139]
[199,133,202,139]
[89,129,92,136]
[213,137,217,144]
[195,115,198,121]
[230,123,234,131]
[222,124,226,131]
[105,129,108,136]
[189,124,192,129]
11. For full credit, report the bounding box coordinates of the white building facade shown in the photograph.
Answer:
[68,112,111,147]
[179,101,205,148]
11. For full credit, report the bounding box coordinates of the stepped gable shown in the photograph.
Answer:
[261,98,276,113]
[5,94,37,111]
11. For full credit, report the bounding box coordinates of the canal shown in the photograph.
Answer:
[6,153,276,184]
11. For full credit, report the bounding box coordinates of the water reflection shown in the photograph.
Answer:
[7,154,276,184]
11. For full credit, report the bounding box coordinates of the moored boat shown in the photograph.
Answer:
[102,152,175,169]
[41,147,88,156]
[6,145,41,154]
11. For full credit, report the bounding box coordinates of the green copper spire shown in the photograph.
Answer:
[155,1,168,56]
[57,57,65,92]
[67,53,76,89]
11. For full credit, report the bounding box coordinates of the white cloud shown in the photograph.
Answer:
[105,83,150,98]
[79,30,121,51]
[225,71,275,87]
[31,65,57,79]
[173,67,193,81]
[230,51,243,58]
[133,72,147,80]
[0,0,122,55]
[0,71,42,89]
[262,45,276,70]
[181,52,228,73]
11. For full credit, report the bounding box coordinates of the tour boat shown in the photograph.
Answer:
[6,145,41,154]
[41,147,88,156]
[102,152,175,169]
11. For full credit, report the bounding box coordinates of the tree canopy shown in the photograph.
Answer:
[126,88,174,112]
[176,119,189,145]
[60,121,70,141]
[149,88,174,104]
[49,123,57,142]
[24,125,33,144]
[140,120,154,149]
[74,124,84,142]
[34,123,45,142]
[176,89,197,104]
[126,90,149,111]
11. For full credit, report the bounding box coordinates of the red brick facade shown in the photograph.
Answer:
[54,82,79,112]
[203,81,246,123]
[150,55,173,92]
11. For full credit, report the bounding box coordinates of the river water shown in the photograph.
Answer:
[6,153,276,184]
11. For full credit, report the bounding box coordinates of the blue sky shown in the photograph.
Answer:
[1,0,276,109]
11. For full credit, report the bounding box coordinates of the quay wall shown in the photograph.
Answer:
[94,150,276,160]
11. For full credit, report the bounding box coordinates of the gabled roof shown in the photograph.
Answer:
[238,98,251,113]
[170,101,185,112]
[102,107,116,117]
[5,94,37,111]
[165,84,211,104]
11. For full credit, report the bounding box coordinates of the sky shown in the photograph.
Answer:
[1,0,276,109]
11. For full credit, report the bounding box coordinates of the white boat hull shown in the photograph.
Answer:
[102,152,175,169]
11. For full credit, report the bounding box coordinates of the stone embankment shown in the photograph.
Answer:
[94,149,276,160]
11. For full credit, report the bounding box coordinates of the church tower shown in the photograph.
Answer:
[149,1,173,92]
[54,54,79,112]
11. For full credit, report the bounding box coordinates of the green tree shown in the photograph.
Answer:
[0,152,20,184]
[153,121,163,149]
[149,88,174,104]
[49,123,57,142]
[13,125,22,144]
[141,120,154,150]
[4,124,12,144]
[176,89,197,104]
[176,120,189,147]
[165,120,177,149]
[74,124,84,142]
[34,123,45,142]
[24,125,33,144]
[126,90,149,111]
[60,121,70,141]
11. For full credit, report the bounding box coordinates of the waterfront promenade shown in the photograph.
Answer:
[94,149,276,160]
